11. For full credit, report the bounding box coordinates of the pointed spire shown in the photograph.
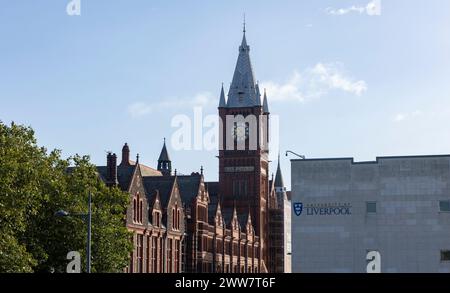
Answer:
[158,138,170,161]
[157,138,172,176]
[274,153,285,188]
[263,88,269,113]
[219,83,226,108]
[227,27,258,108]
[255,83,262,106]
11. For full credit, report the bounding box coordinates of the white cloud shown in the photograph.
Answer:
[326,6,365,15]
[311,63,367,96]
[127,92,214,118]
[128,102,152,118]
[261,62,367,103]
[326,0,381,16]
[394,110,422,122]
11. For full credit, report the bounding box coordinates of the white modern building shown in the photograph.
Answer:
[291,155,450,273]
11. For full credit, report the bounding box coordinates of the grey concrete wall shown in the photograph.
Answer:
[291,156,450,273]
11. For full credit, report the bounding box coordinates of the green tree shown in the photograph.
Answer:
[0,121,132,273]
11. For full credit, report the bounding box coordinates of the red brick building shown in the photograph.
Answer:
[96,30,288,273]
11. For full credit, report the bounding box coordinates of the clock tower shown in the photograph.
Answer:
[218,29,270,271]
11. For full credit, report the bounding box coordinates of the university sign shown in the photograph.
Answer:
[293,202,352,216]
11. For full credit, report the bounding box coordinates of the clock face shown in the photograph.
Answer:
[232,122,249,142]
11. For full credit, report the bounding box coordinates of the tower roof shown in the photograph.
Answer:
[226,31,259,108]
[219,83,227,108]
[263,89,269,113]
[158,138,170,162]
[274,155,285,188]
[255,83,262,106]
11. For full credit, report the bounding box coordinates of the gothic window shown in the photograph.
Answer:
[154,211,160,227]
[167,239,173,273]
[136,234,143,273]
[146,236,150,273]
[172,208,175,230]
[129,234,135,273]
[151,237,157,272]
[159,238,163,272]
[172,204,180,230]
[139,194,143,223]
[133,193,143,224]
[133,198,137,223]
[174,240,180,273]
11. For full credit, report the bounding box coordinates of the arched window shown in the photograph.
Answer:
[154,212,160,227]
[134,193,143,224]
[172,208,175,229]
[133,198,137,223]
[139,195,142,223]
[177,209,180,230]
[137,194,140,223]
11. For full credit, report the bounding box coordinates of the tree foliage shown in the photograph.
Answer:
[0,121,132,273]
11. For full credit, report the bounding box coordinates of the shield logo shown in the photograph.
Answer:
[294,202,303,216]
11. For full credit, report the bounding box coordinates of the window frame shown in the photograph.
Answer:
[440,250,450,262]
[439,200,450,213]
[366,201,377,214]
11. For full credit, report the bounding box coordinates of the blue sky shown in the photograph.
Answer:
[1,0,450,189]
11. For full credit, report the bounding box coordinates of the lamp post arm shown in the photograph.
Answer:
[285,150,306,159]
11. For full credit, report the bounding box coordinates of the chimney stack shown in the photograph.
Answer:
[107,152,118,187]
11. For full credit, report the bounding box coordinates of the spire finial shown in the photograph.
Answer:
[163,137,166,144]
[243,13,246,34]
[136,153,140,164]
[200,166,204,175]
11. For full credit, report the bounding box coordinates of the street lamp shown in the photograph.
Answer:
[55,191,92,273]
[285,150,306,160]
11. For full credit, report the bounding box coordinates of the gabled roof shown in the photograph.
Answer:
[237,213,249,231]
[208,190,225,224]
[208,203,218,223]
[221,208,234,228]
[142,176,176,207]
[148,189,162,211]
[175,174,202,204]
[129,161,162,177]
[96,165,136,191]
[97,162,161,191]
[206,181,219,198]
[142,174,203,206]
